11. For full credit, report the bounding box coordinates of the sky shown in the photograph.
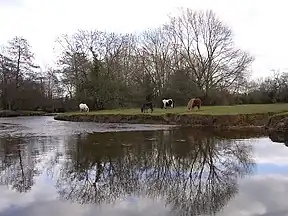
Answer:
[2,137,288,215]
[0,0,287,79]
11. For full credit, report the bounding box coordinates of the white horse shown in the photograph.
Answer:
[161,99,174,109]
[79,103,89,112]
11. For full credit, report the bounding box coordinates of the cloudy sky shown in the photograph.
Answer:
[1,137,288,216]
[0,0,287,78]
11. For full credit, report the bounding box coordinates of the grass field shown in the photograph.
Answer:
[62,103,288,116]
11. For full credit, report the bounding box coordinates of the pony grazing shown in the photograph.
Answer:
[79,103,89,112]
[187,98,202,111]
[161,99,174,109]
[141,102,154,113]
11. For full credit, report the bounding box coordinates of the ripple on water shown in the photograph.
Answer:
[0,117,287,215]
[0,116,177,137]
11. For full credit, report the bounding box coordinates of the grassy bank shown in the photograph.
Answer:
[60,103,288,116]
[0,110,54,117]
[54,103,288,128]
[266,111,288,132]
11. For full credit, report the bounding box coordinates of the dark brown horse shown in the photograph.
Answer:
[141,102,154,113]
[187,98,202,111]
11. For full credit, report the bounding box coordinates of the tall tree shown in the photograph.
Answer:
[3,36,38,109]
[165,8,254,99]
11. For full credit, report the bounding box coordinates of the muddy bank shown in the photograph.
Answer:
[54,112,278,129]
[269,131,288,144]
[266,113,288,132]
[0,110,55,117]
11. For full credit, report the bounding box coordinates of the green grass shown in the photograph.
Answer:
[61,103,288,116]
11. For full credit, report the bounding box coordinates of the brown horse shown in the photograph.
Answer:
[141,102,154,113]
[187,98,202,111]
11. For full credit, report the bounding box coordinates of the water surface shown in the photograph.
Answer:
[0,116,286,216]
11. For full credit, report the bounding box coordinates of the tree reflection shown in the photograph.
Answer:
[0,136,57,192]
[269,132,288,147]
[54,129,255,215]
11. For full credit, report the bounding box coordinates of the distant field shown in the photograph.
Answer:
[0,110,47,117]
[63,103,288,116]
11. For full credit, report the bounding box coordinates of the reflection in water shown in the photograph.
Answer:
[0,127,256,216]
[269,132,288,147]
[40,129,255,216]
[0,136,59,193]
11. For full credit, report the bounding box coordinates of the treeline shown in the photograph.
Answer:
[0,8,286,112]
[0,37,65,112]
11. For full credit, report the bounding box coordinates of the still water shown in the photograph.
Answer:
[0,116,287,216]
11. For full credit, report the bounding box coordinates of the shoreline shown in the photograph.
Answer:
[0,110,57,117]
[54,112,278,130]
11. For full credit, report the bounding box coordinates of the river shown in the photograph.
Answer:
[0,116,286,216]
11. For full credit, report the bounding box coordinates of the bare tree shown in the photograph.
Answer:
[165,8,254,98]
[2,36,39,109]
[137,27,172,96]
[5,36,36,84]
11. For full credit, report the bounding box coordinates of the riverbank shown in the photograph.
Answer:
[54,104,288,129]
[0,110,55,117]
[54,112,273,129]
[266,112,288,132]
